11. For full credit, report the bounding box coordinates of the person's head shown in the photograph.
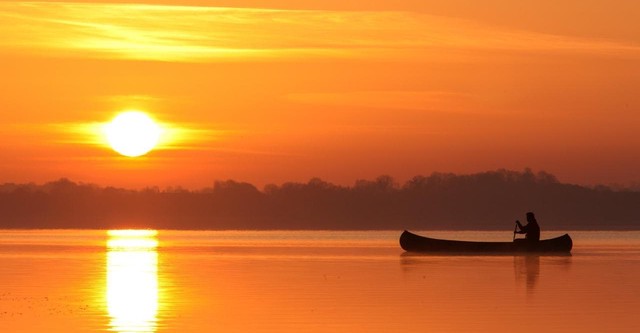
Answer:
[526,212,536,222]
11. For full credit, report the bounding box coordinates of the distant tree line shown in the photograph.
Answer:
[1,169,639,230]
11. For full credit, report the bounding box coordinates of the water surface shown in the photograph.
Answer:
[1,230,639,332]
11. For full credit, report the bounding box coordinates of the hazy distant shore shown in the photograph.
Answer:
[1,169,639,230]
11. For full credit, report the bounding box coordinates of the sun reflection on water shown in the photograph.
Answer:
[107,230,159,333]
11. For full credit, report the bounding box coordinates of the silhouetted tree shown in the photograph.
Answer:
[0,170,639,230]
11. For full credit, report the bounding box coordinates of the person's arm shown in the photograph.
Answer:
[515,221,528,234]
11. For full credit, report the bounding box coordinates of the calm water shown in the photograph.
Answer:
[1,230,639,332]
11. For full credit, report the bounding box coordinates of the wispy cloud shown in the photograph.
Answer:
[287,91,477,113]
[1,2,638,62]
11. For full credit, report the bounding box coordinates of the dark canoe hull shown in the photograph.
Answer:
[399,230,572,253]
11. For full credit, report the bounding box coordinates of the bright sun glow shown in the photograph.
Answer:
[108,230,158,237]
[104,111,162,157]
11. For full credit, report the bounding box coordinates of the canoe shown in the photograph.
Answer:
[399,230,572,253]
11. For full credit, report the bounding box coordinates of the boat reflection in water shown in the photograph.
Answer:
[106,230,159,333]
[514,255,540,292]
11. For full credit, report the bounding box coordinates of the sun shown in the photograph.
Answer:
[104,111,162,157]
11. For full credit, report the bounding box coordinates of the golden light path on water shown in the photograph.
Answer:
[106,230,159,333]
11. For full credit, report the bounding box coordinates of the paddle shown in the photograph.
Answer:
[513,222,518,241]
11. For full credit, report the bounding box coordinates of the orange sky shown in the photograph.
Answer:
[1,1,639,188]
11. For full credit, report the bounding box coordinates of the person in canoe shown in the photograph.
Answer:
[515,212,540,241]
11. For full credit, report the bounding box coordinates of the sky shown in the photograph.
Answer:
[1,1,639,189]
